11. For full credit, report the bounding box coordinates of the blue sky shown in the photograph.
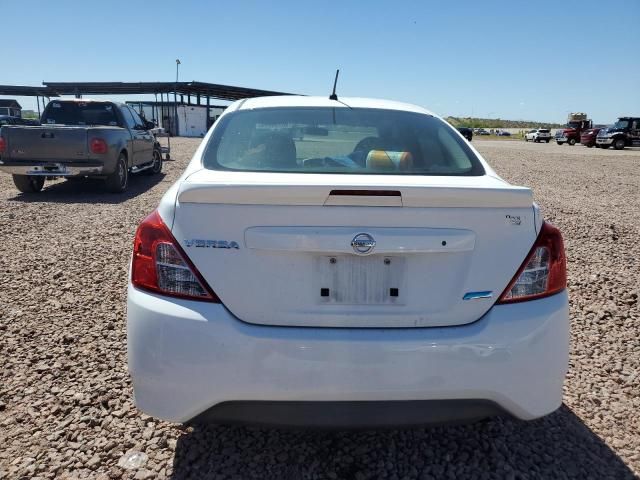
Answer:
[3,0,639,124]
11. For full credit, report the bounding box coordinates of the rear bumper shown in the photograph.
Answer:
[0,159,105,176]
[127,286,569,425]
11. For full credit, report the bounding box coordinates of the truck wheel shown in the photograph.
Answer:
[145,150,163,175]
[568,138,576,146]
[613,138,625,150]
[12,175,45,193]
[105,153,129,193]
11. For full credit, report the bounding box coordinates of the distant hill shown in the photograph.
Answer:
[446,116,564,129]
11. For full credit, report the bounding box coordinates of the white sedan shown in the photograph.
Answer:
[127,96,569,427]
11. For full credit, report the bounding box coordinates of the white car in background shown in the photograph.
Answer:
[127,96,569,427]
[525,128,552,143]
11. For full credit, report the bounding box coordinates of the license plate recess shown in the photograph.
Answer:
[315,255,406,305]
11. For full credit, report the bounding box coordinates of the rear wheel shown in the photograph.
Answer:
[105,153,129,193]
[586,144,593,148]
[568,138,576,146]
[12,175,45,193]
[145,149,163,175]
[613,138,625,150]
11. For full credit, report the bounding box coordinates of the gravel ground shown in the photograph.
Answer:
[1,138,638,479]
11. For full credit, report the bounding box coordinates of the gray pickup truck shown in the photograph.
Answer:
[0,99,162,193]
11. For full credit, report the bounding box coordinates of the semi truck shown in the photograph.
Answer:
[596,117,640,150]
[555,112,593,146]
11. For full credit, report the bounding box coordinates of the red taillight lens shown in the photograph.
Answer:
[131,210,219,302]
[497,222,566,304]
[0,137,6,153]
[90,138,108,154]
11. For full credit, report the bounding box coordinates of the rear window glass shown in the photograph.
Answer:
[203,107,484,176]
[43,102,119,126]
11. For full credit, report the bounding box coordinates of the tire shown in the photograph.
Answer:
[556,141,562,145]
[586,144,593,148]
[545,139,550,143]
[145,149,163,175]
[105,152,129,193]
[568,138,576,146]
[12,175,45,193]
[613,138,625,150]
[600,145,609,149]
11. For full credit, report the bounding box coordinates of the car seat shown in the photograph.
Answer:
[251,132,297,169]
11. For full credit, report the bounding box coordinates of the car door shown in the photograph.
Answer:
[127,107,154,165]
[630,119,640,146]
[120,106,140,165]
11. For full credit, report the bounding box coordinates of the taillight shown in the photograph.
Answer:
[0,137,6,153]
[90,138,108,154]
[497,222,566,304]
[131,210,219,302]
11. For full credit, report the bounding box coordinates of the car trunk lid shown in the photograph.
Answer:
[170,170,536,328]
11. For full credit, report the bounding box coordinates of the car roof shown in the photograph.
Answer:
[232,95,435,116]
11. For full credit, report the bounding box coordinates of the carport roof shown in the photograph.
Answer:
[42,81,295,101]
[0,85,59,97]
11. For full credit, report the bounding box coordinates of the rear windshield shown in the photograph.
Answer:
[538,129,550,133]
[203,107,484,176]
[43,102,119,126]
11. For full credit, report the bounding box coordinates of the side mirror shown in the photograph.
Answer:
[145,120,155,130]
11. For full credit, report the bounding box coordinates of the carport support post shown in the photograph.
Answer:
[153,93,158,124]
[206,96,210,129]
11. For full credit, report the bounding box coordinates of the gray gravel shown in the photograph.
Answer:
[0,138,638,479]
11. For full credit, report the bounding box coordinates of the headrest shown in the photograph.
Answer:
[365,150,413,171]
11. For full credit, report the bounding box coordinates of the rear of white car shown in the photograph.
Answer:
[127,96,569,427]
[525,129,552,143]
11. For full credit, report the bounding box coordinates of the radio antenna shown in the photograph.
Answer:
[329,69,340,101]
